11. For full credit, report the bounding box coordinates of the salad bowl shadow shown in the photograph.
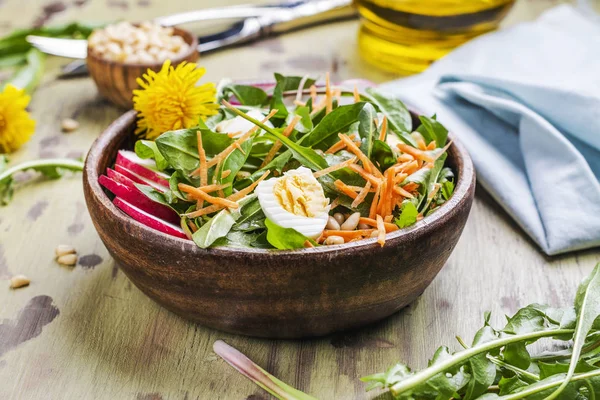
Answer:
[83,110,475,339]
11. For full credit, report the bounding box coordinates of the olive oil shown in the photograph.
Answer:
[356,0,515,74]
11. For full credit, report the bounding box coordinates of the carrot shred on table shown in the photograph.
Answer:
[178,184,239,208]
[334,180,358,199]
[397,143,435,163]
[313,157,357,178]
[353,85,361,103]
[196,131,208,187]
[351,181,372,208]
[369,185,381,220]
[378,116,388,142]
[348,164,382,188]
[376,215,386,247]
[260,115,301,168]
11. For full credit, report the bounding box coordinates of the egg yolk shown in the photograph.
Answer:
[273,174,328,218]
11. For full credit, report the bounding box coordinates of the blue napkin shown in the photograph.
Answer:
[380,5,600,255]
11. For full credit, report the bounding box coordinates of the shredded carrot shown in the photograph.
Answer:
[313,157,357,178]
[330,197,340,210]
[325,140,347,154]
[423,162,434,170]
[178,183,239,209]
[369,185,381,219]
[393,185,414,198]
[322,229,376,239]
[303,239,315,248]
[394,172,408,185]
[345,184,376,192]
[417,213,424,221]
[427,141,437,150]
[397,153,414,163]
[183,171,271,218]
[338,133,379,175]
[376,180,387,216]
[400,160,420,175]
[411,132,427,151]
[187,220,198,233]
[378,116,388,142]
[229,170,270,201]
[376,215,386,247]
[325,72,332,114]
[353,85,360,103]
[310,96,328,116]
[348,164,382,187]
[384,167,395,216]
[227,131,242,138]
[197,131,208,187]
[196,183,231,193]
[221,170,231,179]
[384,215,393,223]
[260,115,301,169]
[428,183,442,201]
[358,217,399,232]
[351,181,372,208]
[294,100,307,107]
[397,143,434,162]
[403,182,420,193]
[333,88,342,104]
[334,180,358,199]
[204,109,278,170]
[310,84,317,105]
[296,75,309,103]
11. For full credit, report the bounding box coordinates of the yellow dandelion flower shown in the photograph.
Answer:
[0,85,36,153]
[133,60,219,140]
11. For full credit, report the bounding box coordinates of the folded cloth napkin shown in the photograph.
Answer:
[380,5,600,255]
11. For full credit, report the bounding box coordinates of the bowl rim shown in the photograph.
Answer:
[85,109,475,256]
[86,25,199,69]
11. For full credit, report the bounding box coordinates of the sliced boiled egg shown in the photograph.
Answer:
[216,109,274,138]
[256,167,330,239]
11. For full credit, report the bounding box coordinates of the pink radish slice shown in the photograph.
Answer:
[114,164,168,193]
[116,150,170,187]
[99,175,179,225]
[106,168,139,189]
[113,197,188,239]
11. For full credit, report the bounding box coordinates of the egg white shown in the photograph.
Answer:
[216,109,274,138]
[256,168,330,239]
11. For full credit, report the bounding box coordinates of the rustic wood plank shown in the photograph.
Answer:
[0,0,599,399]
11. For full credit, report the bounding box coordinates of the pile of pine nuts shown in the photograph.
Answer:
[323,212,375,245]
[88,21,190,64]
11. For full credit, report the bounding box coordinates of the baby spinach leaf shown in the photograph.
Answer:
[135,140,168,171]
[233,197,266,232]
[358,103,378,158]
[269,74,315,120]
[192,208,237,249]
[286,106,312,134]
[364,87,415,146]
[303,102,368,147]
[417,115,449,147]
[218,139,253,196]
[134,184,190,215]
[251,231,272,249]
[221,84,268,106]
[213,230,265,249]
[395,202,418,228]
[462,316,499,400]
[442,180,455,201]
[264,219,316,250]
[371,140,396,172]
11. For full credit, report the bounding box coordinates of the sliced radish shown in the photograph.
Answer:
[116,150,170,187]
[106,168,138,189]
[114,164,168,193]
[113,197,187,239]
[99,175,179,225]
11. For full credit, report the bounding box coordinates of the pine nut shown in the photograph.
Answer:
[61,118,79,133]
[10,275,30,289]
[326,216,341,230]
[57,254,78,266]
[333,212,345,225]
[55,244,76,257]
[341,212,361,231]
[324,236,344,245]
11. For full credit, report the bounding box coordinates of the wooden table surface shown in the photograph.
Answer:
[1,1,599,399]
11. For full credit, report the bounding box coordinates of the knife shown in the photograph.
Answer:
[25,0,355,77]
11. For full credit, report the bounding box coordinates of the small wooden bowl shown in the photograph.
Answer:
[83,110,475,338]
[86,27,199,109]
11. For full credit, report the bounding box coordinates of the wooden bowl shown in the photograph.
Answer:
[83,110,475,338]
[86,27,199,109]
